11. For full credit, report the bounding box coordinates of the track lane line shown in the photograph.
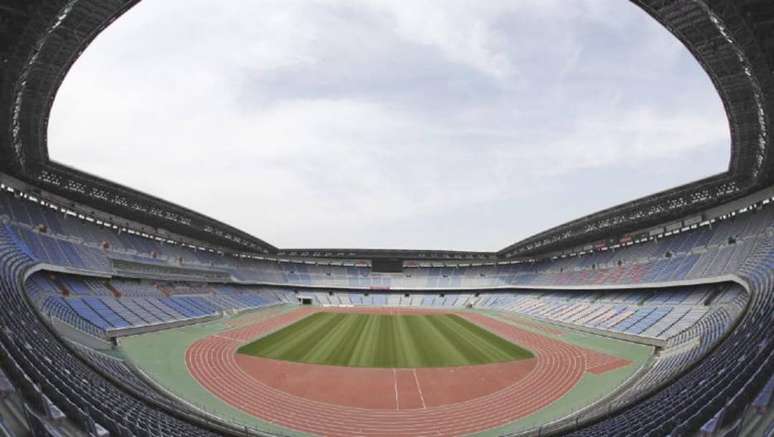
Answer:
[412,369,427,409]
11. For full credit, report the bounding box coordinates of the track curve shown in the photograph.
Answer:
[186,309,628,436]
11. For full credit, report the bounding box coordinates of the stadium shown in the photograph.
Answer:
[0,0,773,436]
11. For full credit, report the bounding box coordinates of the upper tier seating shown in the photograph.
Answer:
[2,190,772,290]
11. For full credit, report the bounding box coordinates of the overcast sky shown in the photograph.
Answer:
[49,0,729,251]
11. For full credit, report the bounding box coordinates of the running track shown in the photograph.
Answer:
[186,308,629,436]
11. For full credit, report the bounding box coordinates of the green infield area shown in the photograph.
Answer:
[237,312,533,368]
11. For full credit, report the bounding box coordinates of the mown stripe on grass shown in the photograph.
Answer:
[238,312,533,368]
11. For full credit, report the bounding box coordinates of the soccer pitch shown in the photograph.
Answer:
[237,312,533,368]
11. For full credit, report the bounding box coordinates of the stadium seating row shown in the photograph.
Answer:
[28,273,293,336]
[565,236,774,436]
[0,224,222,436]
[2,190,773,290]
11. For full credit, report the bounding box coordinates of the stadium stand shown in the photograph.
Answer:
[0,226,224,436]
[25,273,288,337]
[0,187,771,435]
[0,0,773,435]
[563,237,774,436]
[3,187,773,292]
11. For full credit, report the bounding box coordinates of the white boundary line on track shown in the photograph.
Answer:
[393,368,400,410]
[412,369,427,409]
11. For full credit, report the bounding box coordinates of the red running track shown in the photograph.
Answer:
[234,354,537,410]
[186,309,629,436]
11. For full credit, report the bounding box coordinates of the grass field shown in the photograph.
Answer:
[237,312,533,368]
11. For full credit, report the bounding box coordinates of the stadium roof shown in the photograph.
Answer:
[1,0,773,258]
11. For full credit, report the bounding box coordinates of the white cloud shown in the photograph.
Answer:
[48,0,729,251]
